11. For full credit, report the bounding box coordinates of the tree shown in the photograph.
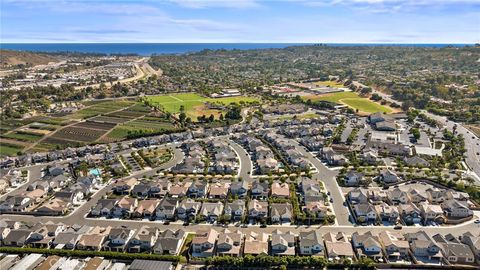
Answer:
[179,112,186,123]
[208,114,215,122]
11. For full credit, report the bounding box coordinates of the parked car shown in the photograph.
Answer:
[394,225,403,230]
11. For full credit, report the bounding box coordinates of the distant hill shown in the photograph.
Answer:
[0,50,59,68]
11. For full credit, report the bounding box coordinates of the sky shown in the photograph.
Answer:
[1,0,479,43]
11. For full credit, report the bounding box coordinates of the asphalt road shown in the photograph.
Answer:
[228,139,253,180]
[289,140,352,225]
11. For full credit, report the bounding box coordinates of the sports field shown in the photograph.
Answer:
[146,93,260,119]
[303,91,392,114]
[313,80,344,88]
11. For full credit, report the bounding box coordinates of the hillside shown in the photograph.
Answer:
[0,50,59,68]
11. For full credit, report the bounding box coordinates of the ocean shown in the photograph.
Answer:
[0,43,472,56]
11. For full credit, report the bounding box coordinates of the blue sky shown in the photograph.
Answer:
[1,0,479,43]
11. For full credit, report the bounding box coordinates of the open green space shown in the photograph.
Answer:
[341,98,392,113]
[313,80,344,88]
[0,142,24,156]
[303,91,392,114]
[146,93,259,114]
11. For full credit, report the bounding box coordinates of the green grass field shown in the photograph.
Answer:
[313,80,344,88]
[303,91,392,114]
[341,98,392,113]
[146,93,260,119]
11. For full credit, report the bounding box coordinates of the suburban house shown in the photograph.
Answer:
[299,230,324,256]
[216,229,244,257]
[248,199,268,221]
[208,182,230,199]
[199,201,224,222]
[271,182,290,198]
[244,232,268,256]
[379,169,400,184]
[344,171,364,186]
[176,199,201,221]
[351,232,383,260]
[191,229,219,258]
[461,232,480,262]
[251,181,269,200]
[271,229,296,256]
[155,198,178,220]
[229,180,249,199]
[441,199,473,219]
[128,226,158,252]
[378,231,410,262]
[405,231,443,263]
[353,203,377,224]
[323,232,356,260]
[102,228,134,252]
[153,229,187,255]
[224,200,246,221]
[187,181,209,198]
[134,199,160,219]
[90,199,117,217]
[433,233,476,265]
[269,203,293,224]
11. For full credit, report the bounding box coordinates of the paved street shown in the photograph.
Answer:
[228,139,253,180]
[291,140,352,225]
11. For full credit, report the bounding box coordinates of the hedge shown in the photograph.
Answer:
[0,247,185,262]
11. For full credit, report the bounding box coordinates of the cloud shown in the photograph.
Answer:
[303,0,480,13]
[168,0,261,9]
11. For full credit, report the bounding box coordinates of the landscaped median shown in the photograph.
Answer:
[0,247,185,263]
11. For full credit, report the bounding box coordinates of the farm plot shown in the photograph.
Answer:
[106,118,177,140]
[90,115,130,124]
[0,142,24,156]
[1,131,44,143]
[46,121,116,143]
[73,100,135,119]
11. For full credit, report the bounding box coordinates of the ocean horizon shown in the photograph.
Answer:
[1,43,473,56]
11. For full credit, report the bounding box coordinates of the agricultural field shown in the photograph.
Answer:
[146,93,260,120]
[0,142,24,156]
[105,118,177,140]
[72,100,136,119]
[46,121,116,144]
[303,91,392,114]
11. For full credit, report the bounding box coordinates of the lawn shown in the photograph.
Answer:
[341,98,392,113]
[303,91,392,114]
[313,80,344,88]
[146,93,260,120]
